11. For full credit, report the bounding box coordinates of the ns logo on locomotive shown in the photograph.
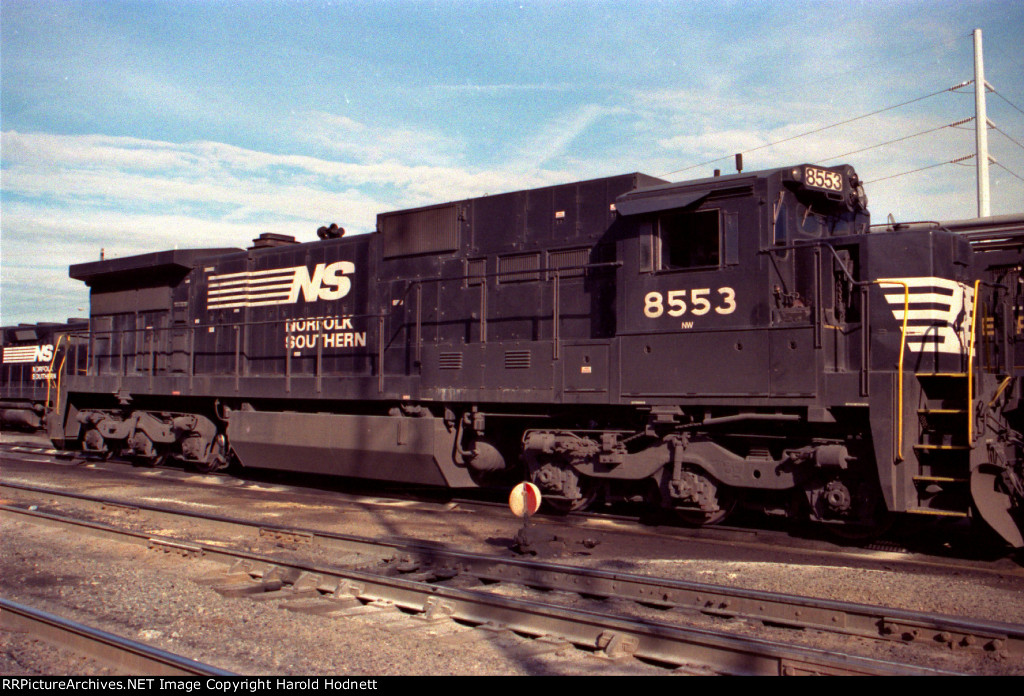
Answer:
[38,162,1024,548]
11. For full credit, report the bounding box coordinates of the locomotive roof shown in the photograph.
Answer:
[615,163,847,216]
[377,171,667,220]
[875,212,1024,236]
[70,247,243,284]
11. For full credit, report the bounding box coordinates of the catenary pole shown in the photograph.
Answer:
[974,28,991,218]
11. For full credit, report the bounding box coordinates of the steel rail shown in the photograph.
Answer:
[0,597,234,676]
[0,441,993,562]
[0,498,972,675]
[2,480,1019,660]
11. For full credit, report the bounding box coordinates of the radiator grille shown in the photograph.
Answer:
[498,253,541,283]
[465,258,486,286]
[504,350,531,369]
[380,204,458,258]
[439,352,463,370]
[547,248,589,278]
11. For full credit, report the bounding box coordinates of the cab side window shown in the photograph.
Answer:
[658,209,720,270]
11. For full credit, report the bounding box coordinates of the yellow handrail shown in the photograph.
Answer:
[53,351,68,416]
[874,280,909,462]
[44,334,66,411]
[967,279,981,445]
[988,376,1012,408]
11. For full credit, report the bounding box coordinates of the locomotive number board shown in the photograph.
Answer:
[804,166,844,192]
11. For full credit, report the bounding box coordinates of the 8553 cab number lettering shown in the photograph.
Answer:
[643,287,736,319]
[804,166,844,192]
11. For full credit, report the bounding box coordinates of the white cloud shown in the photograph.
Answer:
[291,111,468,168]
[512,103,628,171]
[0,129,570,227]
[0,128,576,323]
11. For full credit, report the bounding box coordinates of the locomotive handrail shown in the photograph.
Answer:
[760,240,860,289]
[763,240,886,412]
[968,278,981,446]
[44,333,66,412]
[867,219,946,231]
[401,259,623,287]
[961,278,1005,446]
[395,259,623,362]
[872,280,910,463]
[50,336,69,416]
[766,244,910,458]
[83,310,386,382]
[77,257,625,384]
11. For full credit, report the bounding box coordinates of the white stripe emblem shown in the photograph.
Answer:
[3,345,54,363]
[205,261,355,310]
[878,277,974,355]
[207,269,297,309]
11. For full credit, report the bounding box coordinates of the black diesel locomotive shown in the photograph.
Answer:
[2,320,88,430]
[45,164,1024,547]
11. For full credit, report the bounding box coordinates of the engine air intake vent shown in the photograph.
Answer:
[547,248,589,278]
[439,352,463,370]
[504,350,531,369]
[380,204,458,258]
[498,253,541,283]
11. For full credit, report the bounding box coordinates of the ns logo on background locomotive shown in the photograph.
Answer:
[2,320,88,430]
[44,163,1024,547]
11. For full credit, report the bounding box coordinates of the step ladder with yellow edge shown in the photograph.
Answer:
[908,279,983,519]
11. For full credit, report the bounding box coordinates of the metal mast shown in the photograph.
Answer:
[974,28,991,218]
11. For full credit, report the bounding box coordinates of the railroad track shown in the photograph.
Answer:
[4,482,1016,675]
[5,437,1017,576]
[0,597,233,676]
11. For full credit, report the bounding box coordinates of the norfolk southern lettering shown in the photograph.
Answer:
[284,314,367,351]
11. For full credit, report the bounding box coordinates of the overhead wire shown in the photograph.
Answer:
[818,117,974,163]
[991,124,1024,152]
[864,154,975,185]
[659,81,974,179]
[993,161,1024,184]
[990,89,1024,119]
[653,28,1022,208]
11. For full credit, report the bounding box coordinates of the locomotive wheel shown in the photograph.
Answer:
[131,446,167,468]
[663,467,737,526]
[826,513,894,542]
[193,434,229,474]
[825,499,894,542]
[672,491,737,526]
[543,484,599,514]
[81,428,112,459]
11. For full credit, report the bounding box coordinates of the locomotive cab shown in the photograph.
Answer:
[604,164,1023,546]
[613,164,869,399]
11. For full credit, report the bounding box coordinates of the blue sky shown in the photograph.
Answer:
[2,0,1023,324]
